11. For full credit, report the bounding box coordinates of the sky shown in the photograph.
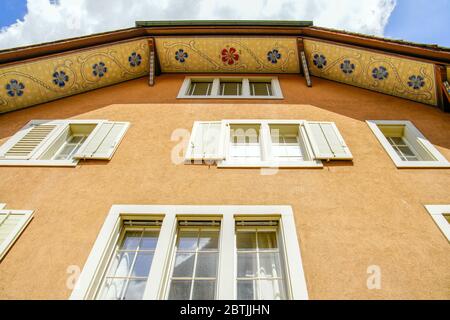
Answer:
[0,0,448,50]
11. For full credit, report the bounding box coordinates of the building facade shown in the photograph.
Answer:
[0,21,449,300]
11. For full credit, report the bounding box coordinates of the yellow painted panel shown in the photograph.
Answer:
[155,37,300,74]
[0,39,149,113]
[304,39,438,106]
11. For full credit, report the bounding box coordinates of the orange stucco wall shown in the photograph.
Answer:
[0,74,449,299]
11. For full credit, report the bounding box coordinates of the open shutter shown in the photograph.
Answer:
[73,122,129,160]
[304,121,353,160]
[185,121,225,161]
[0,122,58,160]
[0,209,34,261]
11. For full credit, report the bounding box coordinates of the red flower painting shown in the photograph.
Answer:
[221,47,239,65]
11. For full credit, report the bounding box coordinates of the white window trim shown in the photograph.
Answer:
[177,76,284,99]
[424,205,450,242]
[0,205,34,261]
[366,120,450,168]
[70,205,309,300]
[0,119,129,167]
[219,120,322,168]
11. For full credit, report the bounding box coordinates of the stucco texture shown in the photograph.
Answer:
[0,74,449,299]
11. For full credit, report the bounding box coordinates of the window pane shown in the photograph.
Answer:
[444,214,450,224]
[220,82,242,95]
[108,252,135,277]
[99,278,126,300]
[169,280,192,300]
[259,253,282,278]
[237,280,257,300]
[140,231,159,250]
[173,252,195,277]
[250,82,272,96]
[120,231,141,250]
[258,279,286,300]
[189,82,212,96]
[237,253,257,278]
[177,231,198,250]
[236,232,257,249]
[130,253,154,278]
[397,146,416,157]
[123,280,147,300]
[257,232,277,249]
[390,137,405,145]
[192,280,216,300]
[195,252,218,278]
[198,231,219,250]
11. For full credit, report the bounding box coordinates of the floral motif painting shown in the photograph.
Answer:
[0,39,149,113]
[304,39,437,106]
[155,37,300,73]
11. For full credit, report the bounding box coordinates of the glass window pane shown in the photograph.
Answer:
[237,253,257,278]
[258,232,278,249]
[173,253,195,277]
[236,232,256,250]
[192,280,216,300]
[198,231,219,250]
[258,279,286,300]
[444,214,450,224]
[190,82,212,96]
[195,253,218,278]
[108,252,135,277]
[390,137,405,145]
[221,82,242,96]
[250,82,272,96]
[259,253,282,278]
[120,231,141,250]
[177,231,198,250]
[130,253,154,278]
[237,280,257,300]
[169,280,192,300]
[398,146,416,157]
[123,280,147,300]
[99,278,126,300]
[140,231,160,250]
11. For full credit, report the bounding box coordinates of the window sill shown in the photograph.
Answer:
[217,160,323,168]
[391,160,450,168]
[0,159,78,167]
[176,95,284,100]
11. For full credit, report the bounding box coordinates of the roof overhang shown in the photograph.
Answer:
[0,20,448,114]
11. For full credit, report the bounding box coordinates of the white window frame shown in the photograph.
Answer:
[366,120,450,168]
[0,203,34,261]
[0,119,129,167]
[70,205,308,300]
[219,120,322,168]
[177,77,284,99]
[424,205,450,242]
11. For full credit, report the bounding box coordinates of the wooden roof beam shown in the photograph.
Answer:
[297,38,312,87]
[436,65,450,112]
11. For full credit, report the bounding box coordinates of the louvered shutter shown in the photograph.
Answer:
[185,121,225,161]
[73,122,129,160]
[304,121,353,160]
[0,123,58,159]
[0,209,34,261]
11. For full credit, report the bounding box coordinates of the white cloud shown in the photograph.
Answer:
[0,0,396,50]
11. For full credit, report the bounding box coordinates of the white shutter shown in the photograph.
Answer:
[0,122,58,159]
[304,121,353,160]
[185,121,225,161]
[0,209,34,261]
[73,122,129,160]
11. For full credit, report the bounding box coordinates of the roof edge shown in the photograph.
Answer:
[135,20,314,27]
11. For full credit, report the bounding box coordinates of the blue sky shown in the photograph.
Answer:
[384,0,450,46]
[0,0,448,49]
[0,0,27,30]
